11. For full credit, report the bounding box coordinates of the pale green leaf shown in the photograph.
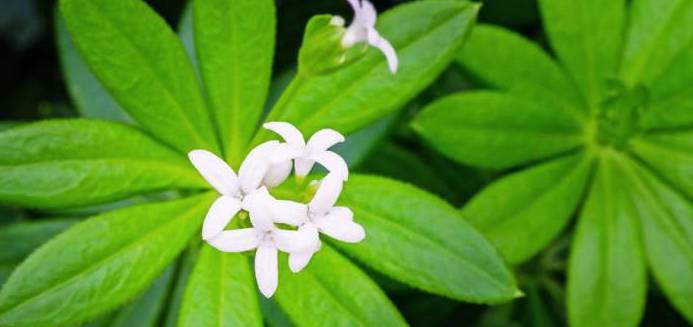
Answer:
[335,175,517,303]
[275,244,406,327]
[629,132,693,199]
[0,119,204,209]
[0,193,214,327]
[538,0,625,109]
[461,153,593,263]
[193,0,275,166]
[60,0,220,153]
[255,1,479,142]
[178,246,262,327]
[567,152,646,327]
[411,91,584,169]
[619,155,693,323]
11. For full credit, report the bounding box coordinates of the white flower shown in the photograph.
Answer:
[206,187,317,298]
[271,173,366,273]
[188,141,295,240]
[338,0,398,73]
[263,122,348,185]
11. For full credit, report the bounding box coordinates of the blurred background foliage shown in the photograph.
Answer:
[0,0,687,326]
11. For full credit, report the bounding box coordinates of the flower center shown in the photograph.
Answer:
[594,82,648,149]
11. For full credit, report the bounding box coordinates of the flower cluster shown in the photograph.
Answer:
[189,122,364,298]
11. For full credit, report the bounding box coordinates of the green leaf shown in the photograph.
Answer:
[60,0,219,153]
[455,24,584,115]
[193,0,275,166]
[335,175,518,303]
[538,0,625,108]
[0,119,204,209]
[629,132,693,199]
[178,245,262,327]
[567,152,646,327]
[178,2,199,79]
[620,0,693,86]
[411,91,584,169]
[0,219,77,285]
[461,153,593,263]
[162,248,196,327]
[255,1,479,141]
[619,155,693,323]
[0,193,214,327]
[332,113,397,168]
[275,244,406,327]
[55,14,131,122]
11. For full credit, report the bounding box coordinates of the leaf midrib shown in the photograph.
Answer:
[302,263,369,327]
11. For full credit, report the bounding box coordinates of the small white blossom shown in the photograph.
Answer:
[337,0,398,73]
[263,122,348,184]
[271,173,366,272]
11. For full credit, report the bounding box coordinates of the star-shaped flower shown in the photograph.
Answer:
[336,0,398,73]
[263,122,349,184]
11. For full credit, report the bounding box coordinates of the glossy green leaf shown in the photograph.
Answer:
[619,156,693,323]
[162,248,197,327]
[56,15,131,122]
[538,0,625,108]
[0,119,204,209]
[60,0,219,153]
[335,175,518,303]
[455,24,584,115]
[332,113,397,168]
[411,91,584,169]
[568,152,646,327]
[0,193,214,327]
[193,0,275,166]
[461,153,593,263]
[275,244,406,327]
[178,2,199,78]
[629,132,693,199]
[255,1,479,142]
[620,0,693,85]
[179,245,262,327]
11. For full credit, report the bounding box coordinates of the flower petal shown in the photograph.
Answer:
[359,0,377,27]
[289,250,315,273]
[328,206,354,221]
[255,245,278,298]
[309,173,344,214]
[271,200,309,226]
[263,122,305,147]
[188,150,239,195]
[207,228,259,252]
[263,160,293,188]
[306,129,345,152]
[239,141,279,193]
[311,150,349,181]
[202,196,242,240]
[294,158,315,177]
[273,225,319,253]
[368,28,398,74]
[317,214,365,243]
[244,187,277,232]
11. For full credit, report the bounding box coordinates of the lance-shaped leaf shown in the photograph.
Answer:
[620,156,693,323]
[193,0,275,166]
[568,152,646,327]
[178,246,262,327]
[275,244,406,327]
[629,132,693,199]
[60,0,220,153]
[620,0,693,85]
[0,119,204,209]
[538,0,625,108]
[461,153,593,263]
[255,1,479,141]
[334,175,518,303]
[455,24,584,115]
[411,91,584,170]
[0,193,214,327]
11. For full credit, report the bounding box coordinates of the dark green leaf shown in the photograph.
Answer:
[461,153,592,263]
[0,193,214,326]
[275,244,406,327]
[60,0,220,153]
[0,119,204,209]
[568,152,646,327]
[629,132,693,199]
[411,91,584,169]
[193,0,275,166]
[178,246,262,327]
[336,175,518,303]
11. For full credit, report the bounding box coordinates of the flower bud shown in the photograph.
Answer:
[297,14,367,76]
